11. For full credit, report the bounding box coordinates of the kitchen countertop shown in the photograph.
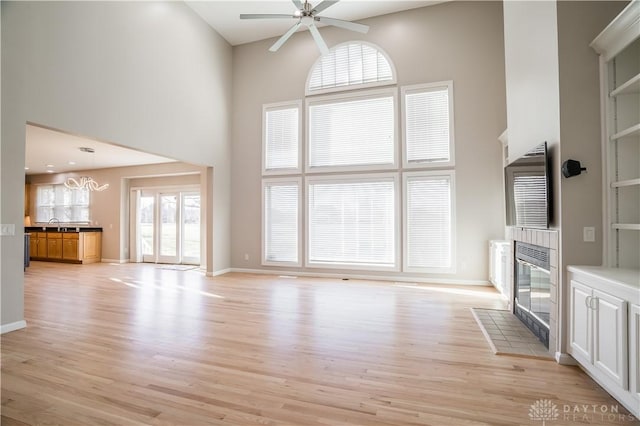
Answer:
[26,226,103,233]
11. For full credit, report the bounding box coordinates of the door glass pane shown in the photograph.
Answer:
[140,196,154,256]
[160,194,177,257]
[182,194,200,260]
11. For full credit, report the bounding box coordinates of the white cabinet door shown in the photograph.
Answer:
[569,279,593,364]
[593,289,628,389]
[630,304,640,401]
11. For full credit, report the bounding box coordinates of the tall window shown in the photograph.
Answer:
[307,175,398,270]
[261,42,456,273]
[36,184,90,223]
[307,89,397,171]
[263,101,301,174]
[402,82,454,167]
[404,172,455,273]
[263,179,300,265]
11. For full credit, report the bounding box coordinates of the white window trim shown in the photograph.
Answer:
[35,183,91,224]
[262,100,302,176]
[305,172,400,272]
[305,87,399,174]
[402,170,457,274]
[305,41,398,97]
[262,176,303,267]
[401,81,456,169]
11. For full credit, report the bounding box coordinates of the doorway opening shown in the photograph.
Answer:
[137,188,201,265]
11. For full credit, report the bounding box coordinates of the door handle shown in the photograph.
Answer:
[590,296,598,310]
[585,296,592,309]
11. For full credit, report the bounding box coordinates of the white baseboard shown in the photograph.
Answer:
[555,352,577,365]
[102,259,129,264]
[207,268,232,277]
[230,268,490,286]
[1,320,27,334]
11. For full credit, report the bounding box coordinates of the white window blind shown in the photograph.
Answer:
[264,105,299,171]
[405,173,453,271]
[308,179,396,268]
[264,181,299,264]
[404,84,452,164]
[308,42,394,93]
[36,184,90,223]
[308,94,395,169]
[513,173,547,228]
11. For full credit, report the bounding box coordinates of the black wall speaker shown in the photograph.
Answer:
[562,159,587,178]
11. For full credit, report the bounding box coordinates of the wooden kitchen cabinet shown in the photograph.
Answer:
[29,230,101,264]
[46,233,63,259]
[62,233,79,261]
[30,232,48,258]
[82,232,101,263]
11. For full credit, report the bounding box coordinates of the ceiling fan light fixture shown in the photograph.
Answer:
[240,0,369,54]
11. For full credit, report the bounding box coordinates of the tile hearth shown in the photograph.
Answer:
[471,308,552,359]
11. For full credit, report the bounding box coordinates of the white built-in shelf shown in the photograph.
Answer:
[612,178,640,188]
[610,73,640,97]
[612,223,640,231]
[611,123,640,141]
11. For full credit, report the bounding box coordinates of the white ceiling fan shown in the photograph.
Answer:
[240,0,369,54]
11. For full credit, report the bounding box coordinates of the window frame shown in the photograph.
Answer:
[305,87,399,174]
[402,170,457,274]
[262,100,302,176]
[305,172,400,272]
[401,81,456,169]
[305,41,397,96]
[261,176,303,267]
[35,183,91,224]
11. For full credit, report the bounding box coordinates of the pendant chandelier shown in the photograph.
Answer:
[63,147,109,191]
[64,176,109,192]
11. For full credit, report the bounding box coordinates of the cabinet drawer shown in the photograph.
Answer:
[36,232,48,238]
[63,233,79,240]
[47,232,62,239]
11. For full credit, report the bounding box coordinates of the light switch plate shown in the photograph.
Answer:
[583,226,595,242]
[0,224,16,236]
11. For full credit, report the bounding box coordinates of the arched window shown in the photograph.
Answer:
[306,42,396,95]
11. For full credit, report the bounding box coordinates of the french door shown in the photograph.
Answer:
[137,190,200,265]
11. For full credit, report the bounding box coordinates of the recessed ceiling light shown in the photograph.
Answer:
[24,167,30,170]
[68,161,76,165]
[46,164,54,168]
[46,170,55,173]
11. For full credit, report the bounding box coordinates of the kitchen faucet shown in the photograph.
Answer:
[48,218,60,225]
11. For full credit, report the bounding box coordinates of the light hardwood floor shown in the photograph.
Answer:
[1,262,637,425]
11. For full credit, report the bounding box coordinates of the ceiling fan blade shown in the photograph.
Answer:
[240,14,295,20]
[269,22,302,52]
[312,0,339,15]
[316,16,369,34]
[308,24,329,55]
[291,0,303,9]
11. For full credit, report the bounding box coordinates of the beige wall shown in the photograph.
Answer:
[556,0,628,353]
[231,1,507,282]
[28,162,205,261]
[502,0,627,356]
[1,1,232,327]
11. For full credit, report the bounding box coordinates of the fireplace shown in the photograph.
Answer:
[514,242,551,348]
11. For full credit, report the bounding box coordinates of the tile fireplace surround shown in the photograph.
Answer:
[505,227,559,357]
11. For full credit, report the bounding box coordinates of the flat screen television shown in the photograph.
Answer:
[504,141,551,229]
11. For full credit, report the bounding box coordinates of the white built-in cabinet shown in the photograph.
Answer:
[630,303,640,405]
[591,1,640,269]
[568,266,639,418]
[489,240,510,302]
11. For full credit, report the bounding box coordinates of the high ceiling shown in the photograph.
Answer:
[185,0,440,46]
[26,2,441,175]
